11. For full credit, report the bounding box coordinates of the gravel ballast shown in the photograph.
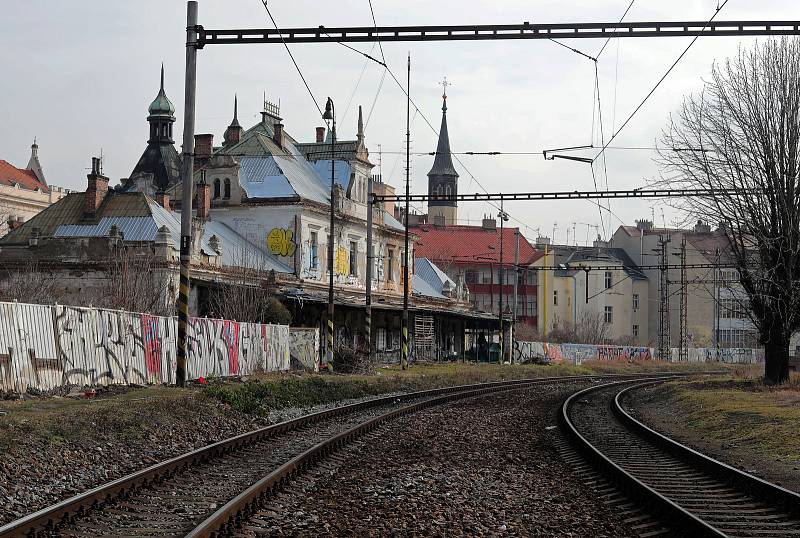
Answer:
[0,389,405,526]
[241,381,638,537]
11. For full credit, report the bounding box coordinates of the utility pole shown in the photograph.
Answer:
[176,1,198,387]
[542,243,548,337]
[713,247,721,357]
[401,53,410,370]
[365,179,374,362]
[498,200,508,363]
[657,234,672,361]
[323,98,337,368]
[512,229,520,364]
[679,236,688,361]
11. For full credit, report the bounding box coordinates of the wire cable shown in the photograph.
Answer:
[593,0,730,163]
[596,0,636,59]
[259,1,323,116]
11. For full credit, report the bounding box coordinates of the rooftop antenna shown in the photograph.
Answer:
[378,143,382,179]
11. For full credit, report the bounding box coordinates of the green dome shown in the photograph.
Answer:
[149,88,175,116]
[148,65,175,116]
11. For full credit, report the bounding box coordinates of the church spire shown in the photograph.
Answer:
[223,93,244,147]
[428,81,457,178]
[26,138,46,185]
[230,94,241,127]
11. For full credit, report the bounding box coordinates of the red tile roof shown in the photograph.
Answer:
[411,224,542,266]
[0,160,48,192]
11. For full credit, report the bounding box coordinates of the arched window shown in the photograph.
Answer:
[224,178,231,199]
[445,184,452,197]
[213,178,221,199]
[436,184,443,197]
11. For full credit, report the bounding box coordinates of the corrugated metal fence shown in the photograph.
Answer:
[0,301,290,393]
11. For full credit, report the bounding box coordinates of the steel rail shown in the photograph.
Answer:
[0,373,681,537]
[196,21,800,47]
[188,380,545,537]
[614,381,800,523]
[561,378,725,537]
[563,379,800,537]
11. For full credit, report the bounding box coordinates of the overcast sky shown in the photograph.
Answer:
[2,1,797,244]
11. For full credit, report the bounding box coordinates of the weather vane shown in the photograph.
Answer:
[441,76,451,99]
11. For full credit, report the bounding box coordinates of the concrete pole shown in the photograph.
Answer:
[327,102,336,367]
[401,54,410,370]
[498,200,504,363]
[365,179,374,362]
[512,229,520,364]
[176,1,198,387]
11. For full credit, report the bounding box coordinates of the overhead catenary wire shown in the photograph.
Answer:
[259,1,323,117]
[593,0,730,163]
[595,0,636,59]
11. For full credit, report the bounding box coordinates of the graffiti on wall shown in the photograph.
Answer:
[267,228,297,257]
[0,301,291,394]
[334,246,350,275]
[512,341,764,364]
[289,328,320,371]
[669,347,763,364]
[513,341,654,365]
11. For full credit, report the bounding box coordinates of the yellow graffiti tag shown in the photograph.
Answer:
[335,246,349,275]
[267,228,297,257]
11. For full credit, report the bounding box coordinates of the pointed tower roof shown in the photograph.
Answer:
[223,94,245,148]
[26,138,46,184]
[428,93,458,178]
[230,94,241,127]
[357,105,364,142]
[148,64,175,117]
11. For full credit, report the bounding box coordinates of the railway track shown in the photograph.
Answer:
[0,373,667,538]
[562,378,800,537]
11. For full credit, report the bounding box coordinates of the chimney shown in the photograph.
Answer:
[316,127,326,143]
[635,219,653,232]
[196,179,211,220]
[7,216,23,230]
[693,219,711,233]
[273,123,284,148]
[535,236,551,248]
[155,191,170,210]
[481,215,496,230]
[84,157,109,217]
[593,234,609,248]
[194,134,214,159]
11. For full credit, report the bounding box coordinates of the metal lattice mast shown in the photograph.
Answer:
[658,234,672,361]
[679,236,688,361]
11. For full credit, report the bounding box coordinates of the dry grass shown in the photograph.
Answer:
[659,371,800,463]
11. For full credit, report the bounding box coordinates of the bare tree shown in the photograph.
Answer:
[208,245,290,324]
[91,245,175,316]
[659,38,800,384]
[0,260,64,305]
[547,310,612,344]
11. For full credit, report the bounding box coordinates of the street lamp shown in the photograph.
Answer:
[323,97,335,367]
